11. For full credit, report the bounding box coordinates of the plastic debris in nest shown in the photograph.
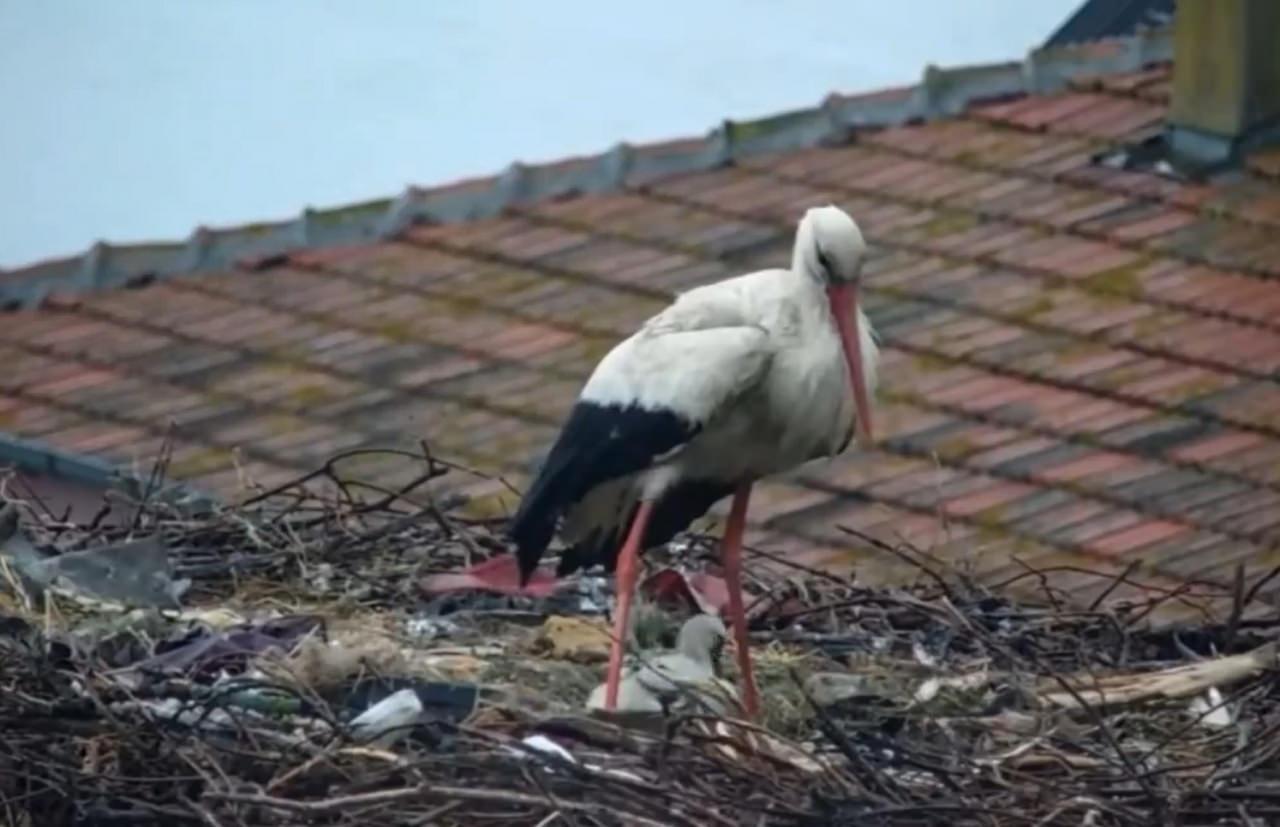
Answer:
[640,567,729,615]
[910,626,952,668]
[1187,686,1234,728]
[419,553,614,617]
[508,734,645,783]
[575,573,611,614]
[404,615,461,642]
[420,554,565,599]
[6,446,1280,825]
[420,553,728,619]
[0,504,189,611]
[347,688,424,748]
[511,733,576,764]
[96,614,326,690]
[344,680,479,748]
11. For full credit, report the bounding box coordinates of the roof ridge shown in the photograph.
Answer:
[0,27,1172,309]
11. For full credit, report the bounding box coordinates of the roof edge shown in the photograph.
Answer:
[1045,0,1175,49]
[0,27,1173,309]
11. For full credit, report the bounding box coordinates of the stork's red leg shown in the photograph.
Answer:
[722,483,760,719]
[604,500,655,709]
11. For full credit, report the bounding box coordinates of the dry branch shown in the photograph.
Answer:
[1039,643,1278,710]
[2,445,1280,826]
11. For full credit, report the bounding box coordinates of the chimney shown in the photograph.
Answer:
[1167,0,1280,168]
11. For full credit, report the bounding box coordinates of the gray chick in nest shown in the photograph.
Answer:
[586,614,741,717]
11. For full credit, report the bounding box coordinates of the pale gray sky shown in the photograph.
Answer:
[0,0,1078,267]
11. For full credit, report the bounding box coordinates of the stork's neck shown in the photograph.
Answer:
[790,223,824,284]
[676,627,718,668]
[786,222,832,322]
[783,257,834,330]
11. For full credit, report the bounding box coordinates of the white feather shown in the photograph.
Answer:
[563,205,878,549]
[581,324,771,422]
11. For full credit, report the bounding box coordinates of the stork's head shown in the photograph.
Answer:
[795,205,875,445]
[795,204,867,285]
[677,614,728,667]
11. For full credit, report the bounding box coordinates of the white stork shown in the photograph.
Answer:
[510,205,878,718]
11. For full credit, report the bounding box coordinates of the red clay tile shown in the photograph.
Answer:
[1013,499,1112,537]
[1065,98,1164,139]
[25,367,121,398]
[5,58,1280,608]
[1170,432,1267,464]
[1074,64,1171,95]
[1109,209,1198,242]
[1087,520,1190,558]
[1037,451,1137,483]
[51,425,151,455]
[940,481,1036,518]
[866,466,964,500]
[749,484,836,525]
[1054,351,1137,382]
[981,93,1101,130]
[965,436,1057,469]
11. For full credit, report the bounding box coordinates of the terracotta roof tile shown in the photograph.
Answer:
[6,57,1280,620]
[1071,63,1173,96]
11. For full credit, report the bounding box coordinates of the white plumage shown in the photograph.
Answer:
[511,204,880,718]
[566,257,879,546]
[585,614,737,715]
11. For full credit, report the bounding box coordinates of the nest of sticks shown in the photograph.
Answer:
[2,446,1280,826]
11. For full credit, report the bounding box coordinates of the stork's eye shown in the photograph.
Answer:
[816,249,835,280]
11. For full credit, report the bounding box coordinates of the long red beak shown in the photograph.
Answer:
[827,283,874,444]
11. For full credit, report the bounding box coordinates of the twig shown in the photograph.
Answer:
[207,785,670,825]
[837,524,959,602]
[1087,560,1141,612]
[1224,562,1247,652]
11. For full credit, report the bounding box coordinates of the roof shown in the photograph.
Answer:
[5,28,1280,621]
[1045,0,1175,47]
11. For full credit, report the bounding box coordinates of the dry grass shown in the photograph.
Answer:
[3,447,1280,825]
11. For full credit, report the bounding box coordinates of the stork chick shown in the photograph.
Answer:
[586,614,739,716]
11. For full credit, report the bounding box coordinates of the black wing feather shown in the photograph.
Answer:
[509,401,699,581]
[555,478,735,576]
